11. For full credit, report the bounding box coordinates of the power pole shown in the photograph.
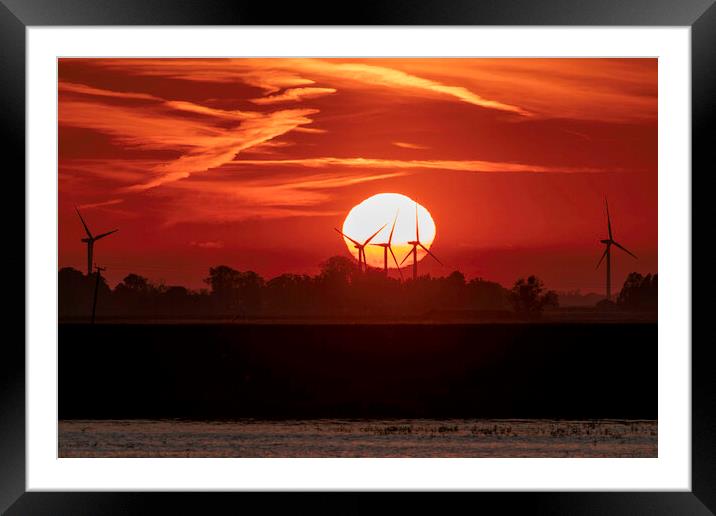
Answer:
[91,264,106,324]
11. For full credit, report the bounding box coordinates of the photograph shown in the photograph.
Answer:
[56,57,658,458]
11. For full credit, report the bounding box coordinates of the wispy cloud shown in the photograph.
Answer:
[77,199,124,210]
[59,81,162,101]
[293,126,328,134]
[393,141,430,150]
[77,58,656,122]
[59,82,321,191]
[291,60,531,116]
[157,170,404,224]
[85,58,530,116]
[231,157,605,174]
[250,87,337,105]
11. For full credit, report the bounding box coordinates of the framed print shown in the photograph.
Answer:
[3,0,712,513]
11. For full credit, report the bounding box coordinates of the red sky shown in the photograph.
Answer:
[58,58,657,292]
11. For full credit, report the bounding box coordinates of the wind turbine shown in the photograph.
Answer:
[334,223,387,272]
[400,202,442,280]
[596,198,637,301]
[372,209,403,280]
[76,207,118,276]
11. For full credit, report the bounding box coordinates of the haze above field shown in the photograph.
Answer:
[58,58,657,291]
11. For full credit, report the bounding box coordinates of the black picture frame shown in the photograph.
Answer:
[2,0,711,513]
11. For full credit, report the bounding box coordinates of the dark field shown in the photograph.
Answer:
[59,323,656,420]
[59,418,657,458]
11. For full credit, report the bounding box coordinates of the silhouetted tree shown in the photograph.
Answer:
[466,277,510,310]
[508,275,559,317]
[204,265,241,312]
[234,270,264,316]
[113,273,158,316]
[265,274,315,315]
[204,265,264,316]
[315,256,359,314]
[441,270,467,309]
[59,257,565,321]
[120,273,151,293]
[617,272,657,312]
[59,267,110,319]
[318,256,359,284]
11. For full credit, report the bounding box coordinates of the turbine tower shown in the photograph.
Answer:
[91,264,106,324]
[372,209,403,280]
[334,223,386,272]
[76,208,118,275]
[596,198,637,301]
[400,202,442,280]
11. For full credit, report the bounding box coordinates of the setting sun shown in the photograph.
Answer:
[341,193,436,269]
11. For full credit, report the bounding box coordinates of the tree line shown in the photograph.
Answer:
[58,255,656,320]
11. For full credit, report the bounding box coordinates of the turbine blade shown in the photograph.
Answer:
[334,228,361,247]
[389,247,404,280]
[419,243,443,265]
[388,209,399,244]
[363,223,387,246]
[605,197,613,240]
[613,241,637,259]
[400,247,414,266]
[94,229,118,240]
[75,207,93,238]
[596,246,608,269]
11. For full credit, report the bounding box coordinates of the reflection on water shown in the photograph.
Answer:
[59,419,657,458]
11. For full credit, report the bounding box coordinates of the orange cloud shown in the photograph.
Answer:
[289,59,531,116]
[75,58,656,122]
[77,199,124,210]
[393,141,430,150]
[59,86,320,191]
[86,59,316,93]
[156,170,405,224]
[84,58,529,116]
[250,87,337,105]
[231,157,606,174]
[293,127,328,134]
[59,81,162,101]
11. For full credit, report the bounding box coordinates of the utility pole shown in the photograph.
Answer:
[91,264,106,324]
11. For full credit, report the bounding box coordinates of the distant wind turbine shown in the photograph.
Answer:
[400,202,442,280]
[76,207,118,276]
[334,223,387,272]
[372,209,403,280]
[596,198,637,301]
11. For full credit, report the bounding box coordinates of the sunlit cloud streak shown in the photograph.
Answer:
[77,199,124,210]
[290,59,531,116]
[155,170,406,224]
[231,157,606,174]
[59,84,320,191]
[250,87,337,105]
[86,58,529,116]
[59,81,162,101]
[80,58,656,122]
[393,141,430,150]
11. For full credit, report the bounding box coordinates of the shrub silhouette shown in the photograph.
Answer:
[508,275,558,317]
[617,272,657,312]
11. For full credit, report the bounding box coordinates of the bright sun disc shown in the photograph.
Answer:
[341,193,436,269]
